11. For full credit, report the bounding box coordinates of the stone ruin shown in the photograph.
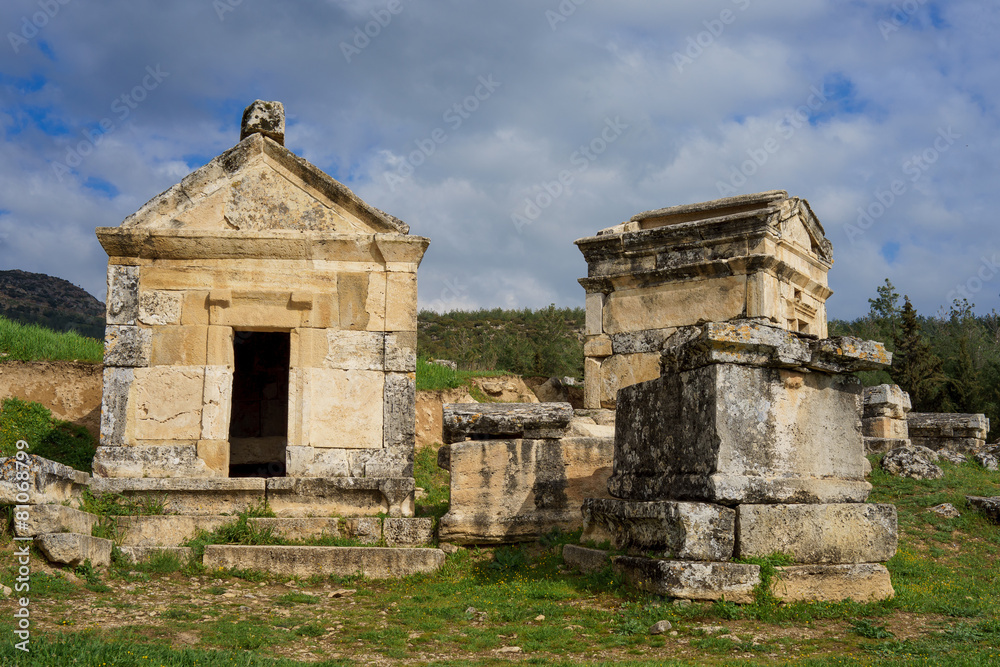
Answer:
[577,191,833,409]
[6,101,446,576]
[565,193,899,603]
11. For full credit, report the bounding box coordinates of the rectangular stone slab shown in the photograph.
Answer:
[563,544,611,574]
[609,364,871,505]
[14,504,97,538]
[36,533,112,567]
[265,477,414,518]
[582,498,735,561]
[771,563,894,602]
[442,403,573,444]
[612,556,760,603]
[736,504,898,564]
[90,477,266,515]
[203,545,445,578]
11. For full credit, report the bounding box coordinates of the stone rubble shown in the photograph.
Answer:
[880,446,944,480]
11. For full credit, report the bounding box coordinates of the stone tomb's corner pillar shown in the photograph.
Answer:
[581,319,899,604]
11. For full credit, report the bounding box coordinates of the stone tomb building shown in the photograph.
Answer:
[93,101,429,518]
[576,191,834,409]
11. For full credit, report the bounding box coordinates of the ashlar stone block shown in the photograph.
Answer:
[736,504,898,564]
[609,363,870,505]
[131,366,206,441]
[107,264,139,325]
[582,498,735,561]
[104,325,151,368]
[100,366,134,447]
[325,330,385,371]
[292,368,385,449]
[613,556,760,603]
[138,291,182,325]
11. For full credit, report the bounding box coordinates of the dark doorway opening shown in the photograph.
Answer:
[229,331,289,478]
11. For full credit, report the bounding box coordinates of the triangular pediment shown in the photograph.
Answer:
[119,133,408,235]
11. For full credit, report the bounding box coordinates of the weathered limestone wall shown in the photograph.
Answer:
[576,191,834,409]
[578,320,899,603]
[437,403,615,544]
[862,384,911,453]
[907,412,990,454]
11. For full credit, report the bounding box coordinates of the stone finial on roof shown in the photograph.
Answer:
[240,100,285,145]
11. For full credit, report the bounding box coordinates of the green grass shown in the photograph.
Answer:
[415,356,509,391]
[0,314,103,363]
[414,444,450,520]
[0,396,96,470]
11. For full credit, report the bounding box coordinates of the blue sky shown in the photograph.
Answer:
[0,0,997,320]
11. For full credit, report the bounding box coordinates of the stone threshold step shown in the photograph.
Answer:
[119,546,193,564]
[203,545,445,578]
[115,515,433,547]
[89,477,415,516]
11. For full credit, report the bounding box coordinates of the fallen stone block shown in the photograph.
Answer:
[974,452,999,471]
[911,437,986,455]
[14,504,97,538]
[771,563,894,603]
[736,504,897,564]
[908,413,989,440]
[582,498,735,561]
[562,544,611,574]
[881,446,943,480]
[612,556,760,603]
[0,455,90,505]
[442,403,574,444]
[36,533,112,567]
[203,545,445,578]
[966,496,1000,524]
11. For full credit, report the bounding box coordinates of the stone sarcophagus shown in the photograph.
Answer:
[93,101,428,517]
[576,190,834,409]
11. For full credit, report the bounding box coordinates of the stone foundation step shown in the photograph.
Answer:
[113,515,434,547]
[610,553,895,603]
[14,504,98,538]
[89,477,415,517]
[119,546,194,564]
[203,545,445,578]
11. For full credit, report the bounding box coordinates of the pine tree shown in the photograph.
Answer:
[867,278,901,348]
[890,296,945,411]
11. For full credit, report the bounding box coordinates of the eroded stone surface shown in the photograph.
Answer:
[442,403,574,444]
[582,498,735,561]
[104,325,152,367]
[0,455,89,505]
[36,533,112,567]
[92,444,217,479]
[881,446,943,480]
[771,563,894,603]
[966,496,1000,524]
[736,504,898,564]
[203,545,445,578]
[613,556,760,603]
[14,504,97,537]
[240,100,285,144]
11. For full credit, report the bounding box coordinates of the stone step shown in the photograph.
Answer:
[248,516,434,546]
[203,545,445,578]
[119,546,194,564]
[36,533,112,567]
[562,544,610,574]
[117,515,233,546]
[90,476,416,517]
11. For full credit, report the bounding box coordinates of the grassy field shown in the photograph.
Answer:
[0,315,103,363]
[0,453,998,665]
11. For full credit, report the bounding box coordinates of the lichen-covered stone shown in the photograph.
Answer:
[881,446,943,480]
[863,384,911,419]
[383,517,434,546]
[240,100,285,145]
[609,364,870,505]
[442,403,574,444]
[92,444,217,479]
[0,455,89,504]
[104,325,151,367]
[613,556,760,603]
[384,372,416,452]
[582,498,735,561]
[966,496,1000,524]
[106,265,139,325]
[736,504,898,564]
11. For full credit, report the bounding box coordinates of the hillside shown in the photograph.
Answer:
[0,269,105,339]
[417,305,585,379]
